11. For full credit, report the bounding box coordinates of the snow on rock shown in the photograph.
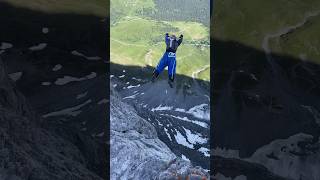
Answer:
[52,64,62,71]
[169,114,208,128]
[97,98,108,105]
[198,147,210,157]
[110,87,209,179]
[42,99,91,118]
[175,108,186,112]
[123,92,139,100]
[55,72,96,85]
[0,58,103,179]
[174,130,194,149]
[8,72,23,81]
[95,132,104,137]
[164,127,172,141]
[151,104,173,112]
[248,133,320,180]
[183,128,207,145]
[71,50,101,60]
[182,154,190,162]
[132,77,142,81]
[187,104,210,120]
[41,82,51,86]
[29,43,47,51]
[173,105,210,121]
[0,42,13,50]
[127,84,140,89]
[76,91,88,99]
[42,27,49,34]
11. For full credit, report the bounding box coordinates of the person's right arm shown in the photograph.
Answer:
[165,33,170,44]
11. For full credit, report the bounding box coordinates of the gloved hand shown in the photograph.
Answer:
[179,34,183,38]
[166,33,169,36]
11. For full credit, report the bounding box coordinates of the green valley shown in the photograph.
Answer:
[111,0,210,81]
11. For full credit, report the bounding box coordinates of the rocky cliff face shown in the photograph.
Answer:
[0,58,104,179]
[213,39,320,179]
[110,86,209,180]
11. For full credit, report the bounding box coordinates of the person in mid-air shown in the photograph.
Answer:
[151,33,183,88]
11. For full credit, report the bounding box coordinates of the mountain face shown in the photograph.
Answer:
[0,1,108,179]
[110,0,211,174]
[110,84,209,179]
[212,0,320,179]
[110,64,210,171]
[0,57,105,180]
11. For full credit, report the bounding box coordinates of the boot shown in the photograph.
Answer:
[151,70,159,82]
[168,77,174,88]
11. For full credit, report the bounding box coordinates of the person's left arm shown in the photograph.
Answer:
[177,34,183,46]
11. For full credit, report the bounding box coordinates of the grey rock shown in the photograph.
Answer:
[0,58,103,180]
[110,85,209,180]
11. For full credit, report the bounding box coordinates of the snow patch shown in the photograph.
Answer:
[71,50,101,60]
[175,108,186,112]
[76,92,88,99]
[164,128,172,141]
[52,64,62,71]
[250,74,258,81]
[127,84,140,89]
[29,43,47,51]
[181,154,190,162]
[151,104,173,112]
[55,72,96,85]
[8,72,22,81]
[118,75,125,78]
[174,130,193,149]
[187,104,210,120]
[0,42,13,50]
[169,114,208,128]
[247,133,320,180]
[95,132,105,137]
[183,128,207,144]
[123,93,139,100]
[42,99,92,118]
[41,82,51,86]
[198,147,210,157]
[98,98,109,104]
[132,77,142,81]
[42,27,49,34]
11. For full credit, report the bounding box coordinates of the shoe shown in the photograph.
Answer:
[168,80,173,88]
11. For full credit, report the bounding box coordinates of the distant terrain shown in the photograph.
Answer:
[213,0,320,179]
[111,0,210,82]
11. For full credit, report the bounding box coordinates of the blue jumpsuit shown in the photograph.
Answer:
[155,33,183,81]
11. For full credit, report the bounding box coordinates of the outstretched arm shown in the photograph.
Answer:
[177,34,183,46]
[165,33,170,44]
